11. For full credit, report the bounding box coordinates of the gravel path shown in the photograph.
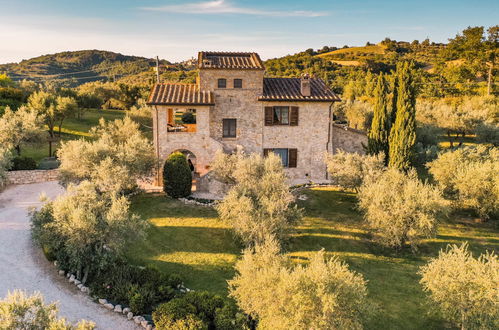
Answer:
[0,182,138,329]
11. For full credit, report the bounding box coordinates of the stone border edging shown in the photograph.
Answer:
[6,169,60,185]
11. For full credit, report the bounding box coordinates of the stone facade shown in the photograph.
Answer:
[331,124,367,155]
[6,169,60,185]
[149,52,366,189]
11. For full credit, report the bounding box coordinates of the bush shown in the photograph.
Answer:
[229,238,370,329]
[325,150,385,192]
[419,243,499,329]
[0,290,95,329]
[163,152,192,198]
[215,153,302,247]
[475,122,499,146]
[358,168,446,250]
[11,156,37,170]
[0,148,11,190]
[181,111,196,124]
[152,291,246,330]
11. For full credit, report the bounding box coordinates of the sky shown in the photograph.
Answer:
[0,0,498,63]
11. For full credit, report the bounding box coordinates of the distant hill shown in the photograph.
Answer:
[317,44,387,59]
[0,50,169,86]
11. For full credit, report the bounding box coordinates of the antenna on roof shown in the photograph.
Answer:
[156,56,160,83]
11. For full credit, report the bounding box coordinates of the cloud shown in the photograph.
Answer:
[140,0,327,17]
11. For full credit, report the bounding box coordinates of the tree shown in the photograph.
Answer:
[325,150,385,192]
[428,146,498,219]
[55,95,78,136]
[215,153,302,247]
[0,290,95,329]
[129,99,153,129]
[388,62,417,170]
[358,168,445,250]
[0,106,44,155]
[229,238,370,330]
[367,73,391,160]
[419,243,499,329]
[31,181,148,283]
[162,152,192,198]
[27,90,57,156]
[57,117,155,194]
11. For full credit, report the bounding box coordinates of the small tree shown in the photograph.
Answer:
[0,106,44,155]
[0,290,95,329]
[31,181,149,283]
[215,153,302,246]
[229,238,370,330]
[388,62,417,170]
[325,150,385,192]
[163,152,192,198]
[419,243,499,330]
[358,168,445,250]
[58,117,155,194]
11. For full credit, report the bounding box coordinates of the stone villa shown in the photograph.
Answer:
[147,51,366,189]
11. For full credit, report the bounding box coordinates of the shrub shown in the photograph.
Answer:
[181,111,195,124]
[215,153,302,247]
[153,291,248,330]
[475,122,499,146]
[11,156,37,170]
[419,243,499,329]
[229,238,370,330]
[0,290,95,329]
[358,168,446,250]
[0,148,11,190]
[163,152,192,198]
[325,150,385,192]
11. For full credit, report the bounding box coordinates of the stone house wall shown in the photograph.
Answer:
[6,169,60,185]
[331,124,367,154]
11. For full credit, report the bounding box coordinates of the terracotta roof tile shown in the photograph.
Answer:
[198,52,264,70]
[259,78,340,102]
[147,83,214,106]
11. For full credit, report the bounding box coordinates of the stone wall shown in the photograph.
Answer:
[331,124,367,155]
[6,169,59,185]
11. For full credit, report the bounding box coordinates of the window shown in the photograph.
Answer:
[234,79,243,88]
[264,106,299,126]
[218,78,227,88]
[223,119,237,138]
[263,148,297,168]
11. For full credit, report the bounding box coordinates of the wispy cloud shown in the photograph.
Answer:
[140,0,328,17]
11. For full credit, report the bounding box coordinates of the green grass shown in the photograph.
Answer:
[20,109,125,163]
[128,187,499,329]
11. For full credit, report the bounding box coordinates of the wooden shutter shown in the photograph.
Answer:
[290,106,299,126]
[263,148,271,157]
[264,107,274,126]
[288,149,298,168]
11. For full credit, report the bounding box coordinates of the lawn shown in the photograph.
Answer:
[21,109,125,163]
[128,186,499,329]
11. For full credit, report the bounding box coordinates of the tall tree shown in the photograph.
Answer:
[367,73,391,160]
[388,62,417,170]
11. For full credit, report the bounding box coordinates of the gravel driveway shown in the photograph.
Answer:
[0,182,138,329]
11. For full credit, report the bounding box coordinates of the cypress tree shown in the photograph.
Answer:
[367,73,391,162]
[388,62,417,170]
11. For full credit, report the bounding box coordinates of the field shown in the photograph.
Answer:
[127,187,499,329]
[21,109,125,163]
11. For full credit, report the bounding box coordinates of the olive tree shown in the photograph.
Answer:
[0,290,94,329]
[31,181,149,283]
[0,106,44,155]
[58,117,156,194]
[215,153,302,247]
[229,238,370,330]
[325,150,385,192]
[428,146,498,219]
[419,243,499,329]
[358,168,446,250]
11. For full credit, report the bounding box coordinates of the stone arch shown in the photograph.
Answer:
[171,149,198,173]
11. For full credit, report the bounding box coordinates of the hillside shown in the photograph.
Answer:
[0,50,166,86]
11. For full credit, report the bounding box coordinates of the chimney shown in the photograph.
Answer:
[300,74,311,97]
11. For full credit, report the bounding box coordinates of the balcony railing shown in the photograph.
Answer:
[167,124,197,133]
